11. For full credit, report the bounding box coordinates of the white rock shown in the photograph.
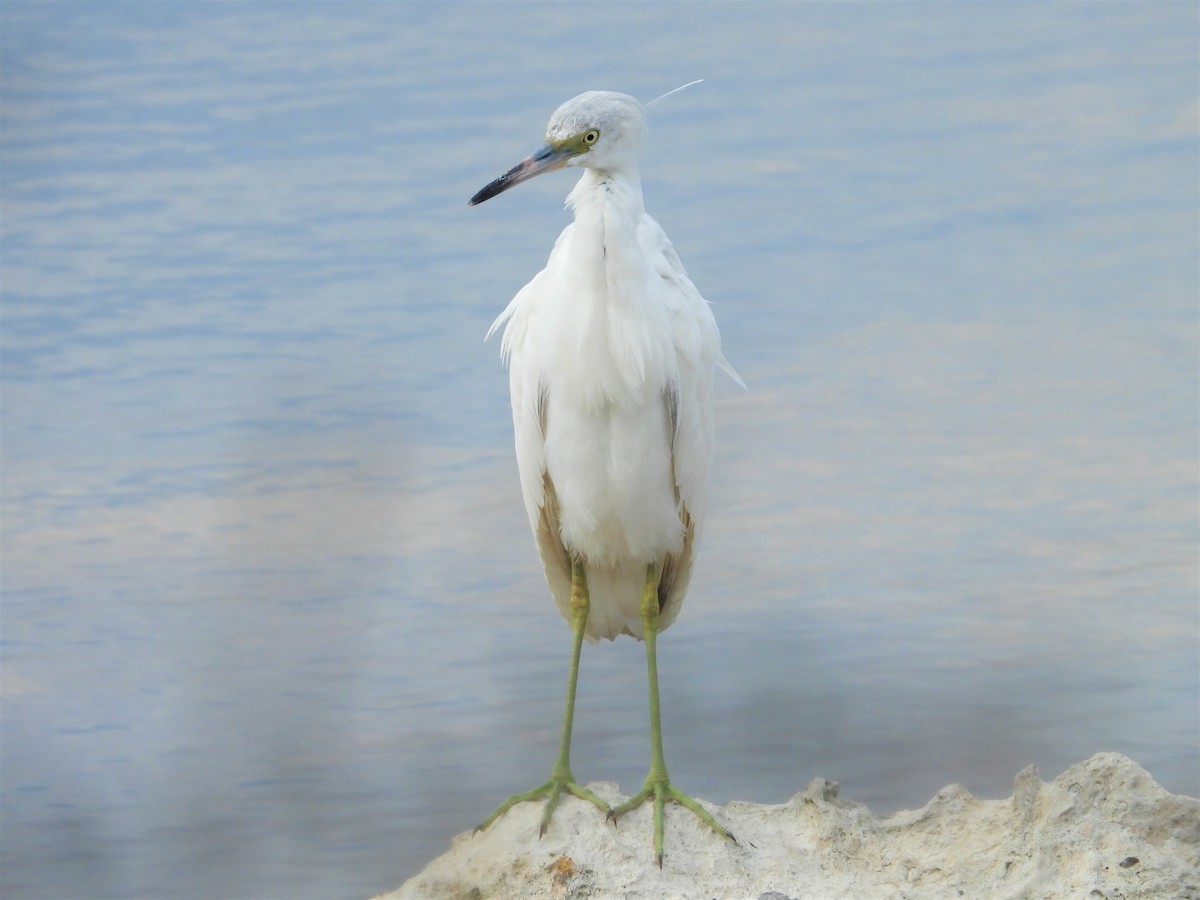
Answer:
[379,753,1198,900]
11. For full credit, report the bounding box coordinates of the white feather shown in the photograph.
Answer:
[486,92,739,641]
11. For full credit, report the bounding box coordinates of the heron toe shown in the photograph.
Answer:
[609,776,735,866]
[477,772,609,836]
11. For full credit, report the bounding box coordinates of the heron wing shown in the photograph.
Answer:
[491,266,578,630]
[532,394,573,623]
[638,214,735,628]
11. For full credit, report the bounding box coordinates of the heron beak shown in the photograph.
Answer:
[469,143,572,206]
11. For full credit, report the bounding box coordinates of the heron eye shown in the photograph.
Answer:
[583,129,599,145]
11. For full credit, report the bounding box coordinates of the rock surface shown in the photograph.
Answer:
[381,753,1198,899]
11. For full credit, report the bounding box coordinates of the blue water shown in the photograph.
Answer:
[2,3,1197,898]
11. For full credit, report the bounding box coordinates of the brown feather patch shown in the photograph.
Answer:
[537,471,572,586]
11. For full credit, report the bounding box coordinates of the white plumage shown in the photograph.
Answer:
[482,91,740,641]
[470,89,740,861]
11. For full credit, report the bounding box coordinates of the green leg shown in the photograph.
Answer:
[477,558,609,836]
[608,563,735,865]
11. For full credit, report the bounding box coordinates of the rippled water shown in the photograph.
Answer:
[2,3,1197,898]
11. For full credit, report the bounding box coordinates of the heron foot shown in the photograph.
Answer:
[477,773,609,837]
[608,776,736,866]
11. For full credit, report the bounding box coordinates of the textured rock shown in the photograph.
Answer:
[381,753,1198,899]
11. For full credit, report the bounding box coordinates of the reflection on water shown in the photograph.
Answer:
[2,3,1196,897]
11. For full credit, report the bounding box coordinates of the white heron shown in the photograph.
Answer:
[469,89,741,864]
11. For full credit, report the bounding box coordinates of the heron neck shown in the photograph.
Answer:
[568,166,645,219]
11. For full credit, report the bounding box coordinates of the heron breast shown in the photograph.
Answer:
[543,397,683,567]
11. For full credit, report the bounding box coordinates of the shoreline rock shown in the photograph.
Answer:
[380,753,1198,899]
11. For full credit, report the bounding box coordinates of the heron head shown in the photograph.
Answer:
[469,91,645,206]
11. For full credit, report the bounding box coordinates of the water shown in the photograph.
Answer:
[2,3,1196,898]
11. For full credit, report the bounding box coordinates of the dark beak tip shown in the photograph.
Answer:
[469,178,508,207]
[470,151,549,208]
